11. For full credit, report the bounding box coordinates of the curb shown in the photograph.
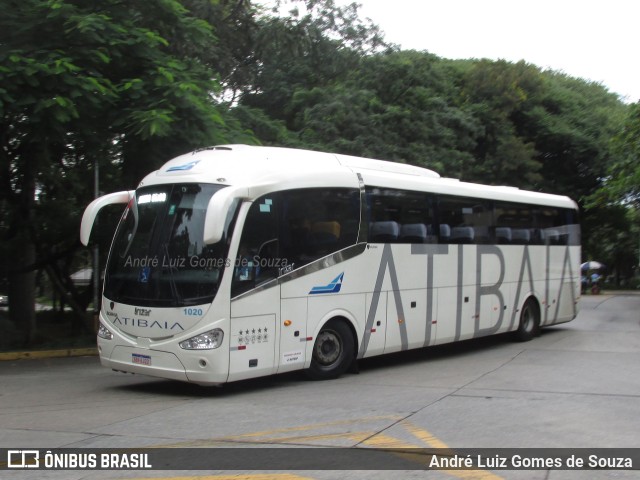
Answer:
[0,347,98,361]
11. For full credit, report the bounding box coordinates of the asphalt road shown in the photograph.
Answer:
[1,293,639,480]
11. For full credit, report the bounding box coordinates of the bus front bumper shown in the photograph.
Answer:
[98,342,228,386]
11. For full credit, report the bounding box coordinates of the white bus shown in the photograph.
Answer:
[81,145,580,385]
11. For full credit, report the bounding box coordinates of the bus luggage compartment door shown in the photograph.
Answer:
[277,297,308,373]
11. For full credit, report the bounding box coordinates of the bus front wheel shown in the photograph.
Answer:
[307,319,355,380]
[515,298,540,342]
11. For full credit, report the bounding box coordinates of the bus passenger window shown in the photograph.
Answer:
[494,202,533,244]
[365,187,435,244]
[437,196,491,244]
[233,187,361,296]
[280,188,359,267]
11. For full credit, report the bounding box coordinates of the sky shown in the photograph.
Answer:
[353,0,639,102]
[266,0,640,103]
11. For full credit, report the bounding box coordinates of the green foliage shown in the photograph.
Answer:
[244,42,627,200]
[595,103,640,206]
[458,60,544,188]
[241,8,634,279]
[282,51,481,176]
[585,103,640,278]
[1,0,638,345]
[227,105,299,146]
[582,205,638,284]
[0,0,256,340]
[527,73,625,201]
[239,0,389,127]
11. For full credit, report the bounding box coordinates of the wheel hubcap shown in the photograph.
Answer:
[315,330,342,366]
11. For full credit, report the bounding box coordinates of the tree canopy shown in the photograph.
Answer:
[1,0,256,342]
[1,0,638,346]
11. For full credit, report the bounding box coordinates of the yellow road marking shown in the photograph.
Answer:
[397,421,504,480]
[401,420,451,449]
[361,432,418,449]
[138,415,503,480]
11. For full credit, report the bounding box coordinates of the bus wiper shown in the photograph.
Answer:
[162,243,182,306]
[120,199,139,260]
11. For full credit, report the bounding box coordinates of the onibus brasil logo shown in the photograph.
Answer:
[5,449,152,469]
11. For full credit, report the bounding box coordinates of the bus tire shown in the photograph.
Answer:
[307,319,355,380]
[515,297,540,342]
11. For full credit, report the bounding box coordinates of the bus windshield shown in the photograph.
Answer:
[104,183,235,307]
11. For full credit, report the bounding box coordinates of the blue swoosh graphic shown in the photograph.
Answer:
[309,273,344,294]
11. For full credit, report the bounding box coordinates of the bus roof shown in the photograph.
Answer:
[140,145,577,210]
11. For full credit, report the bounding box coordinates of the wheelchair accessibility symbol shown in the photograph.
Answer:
[138,266,150,283]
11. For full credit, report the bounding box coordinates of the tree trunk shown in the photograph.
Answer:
[8,235,36,346]
[7,141,43,346]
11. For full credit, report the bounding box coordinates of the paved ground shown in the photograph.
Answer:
[0,293,639,480]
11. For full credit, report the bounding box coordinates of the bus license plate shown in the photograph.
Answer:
[132,353,151,365]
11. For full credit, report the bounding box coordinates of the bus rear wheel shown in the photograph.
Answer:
[515,298,540,342]
[307,319,354,380]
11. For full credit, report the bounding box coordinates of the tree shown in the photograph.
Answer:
[525,73,625,202]
[458,60,545,188]
[0,0,248,344]
[286,51,482,175]
[239,0,388,128]
[598,103,640,206]
[586,103,640,282]
[582,204,638,285]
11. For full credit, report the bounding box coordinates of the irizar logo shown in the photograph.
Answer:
[309,273,344,295]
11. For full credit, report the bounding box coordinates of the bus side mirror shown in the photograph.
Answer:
[203,186,248,245]
[80,191,134,246]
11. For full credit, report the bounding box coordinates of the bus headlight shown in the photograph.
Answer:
[97,322,113,340]
[179,329,224,350]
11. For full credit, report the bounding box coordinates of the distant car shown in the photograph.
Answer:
[0,294,8,306]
